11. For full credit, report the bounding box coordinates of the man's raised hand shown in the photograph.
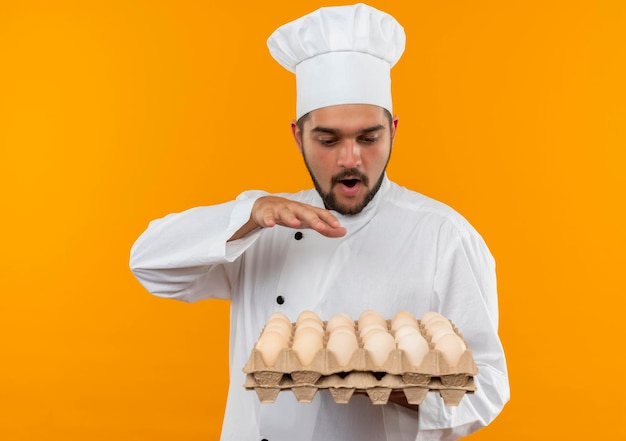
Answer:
[251,196,346,238]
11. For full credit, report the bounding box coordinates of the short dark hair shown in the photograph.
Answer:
[296,107,393,133]
[295,112,311,133]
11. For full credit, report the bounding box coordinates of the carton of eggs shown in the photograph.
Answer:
[244,310,478,407]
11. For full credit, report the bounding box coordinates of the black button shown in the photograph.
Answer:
[276,295,285,305]
[294,231,303,240]
[261,439,268,441]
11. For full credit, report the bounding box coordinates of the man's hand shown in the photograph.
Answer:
[228,196,347,241]
[252,196,346,237]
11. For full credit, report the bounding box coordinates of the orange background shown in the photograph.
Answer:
[1,1,624,439]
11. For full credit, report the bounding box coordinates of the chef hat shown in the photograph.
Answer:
[267,3,406,119]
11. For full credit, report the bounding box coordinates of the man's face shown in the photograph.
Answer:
[292,104,398,215]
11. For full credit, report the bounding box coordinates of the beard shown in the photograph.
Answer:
[302,154,389,216]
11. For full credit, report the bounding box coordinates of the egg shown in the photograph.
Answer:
[266,317,293,328]
[421,311,446,326]
[292,327,324,366]
[326,329,359,366]
[363,330,395,367]
[362,330,391,349]
[296,310,323,326]
[430,326,455,344]
[328,323,357,336]
[425,319,452,336]
[295,318,325,336]
[397,331,430,367]
[262,322,292,341]
[391,314,419,333]
[326,313,355,334]
[358,323,387,339]
[434,333,467,367]
[393,324,422,343]
[392,310,416,322]
[255,330,289,367]
[329,327,358,338]
[358,310,387,331]
[267,312,292,326]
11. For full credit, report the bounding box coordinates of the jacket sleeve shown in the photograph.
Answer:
[416,220,510,440]
[129,191,267,303]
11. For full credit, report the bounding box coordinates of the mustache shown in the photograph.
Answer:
[331,168,369,186]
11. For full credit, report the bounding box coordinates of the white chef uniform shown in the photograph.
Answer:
[130,175,510,441]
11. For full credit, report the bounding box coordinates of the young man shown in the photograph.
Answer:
[130,4,509,440]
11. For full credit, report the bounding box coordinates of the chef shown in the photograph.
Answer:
[130,3,510,441]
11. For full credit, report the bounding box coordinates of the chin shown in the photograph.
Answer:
[326,195,368,216]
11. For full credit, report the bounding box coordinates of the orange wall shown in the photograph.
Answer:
[1,1,624,439]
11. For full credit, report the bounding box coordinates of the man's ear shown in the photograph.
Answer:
[291,121,303,153]
[391,116,399,142]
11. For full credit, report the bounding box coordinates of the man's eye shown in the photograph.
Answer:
[318,138,338,146]
[360,137,378,144]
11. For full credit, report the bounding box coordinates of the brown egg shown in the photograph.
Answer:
[326,313,355,334]
[393,324,422,343]
[267,312,292,326]
[295,318,325,337]
[434,333,467,367]
[255,330,289,367]
[421,311,446,326]
[329,327,358,338]
[262,322,293,341]
[296,310,323,326]
[328,323,357,336]
[363,330,395,367]
[425,319,452,336]
[266,317,293,328]
[359,323,388,339]
[397,331,430,367]
[326,329,359,367]
[393,310,416,322]
[292,327,324,366]
[358,310,387,331]
[391,314,419,333]
[430,326,455,344]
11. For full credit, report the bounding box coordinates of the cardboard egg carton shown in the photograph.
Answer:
[243,319,478,406]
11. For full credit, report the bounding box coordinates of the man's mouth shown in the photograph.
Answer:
[332,169,369,187]
[335,177,363,198]
[330,169,369,198]
[340,178,360,188]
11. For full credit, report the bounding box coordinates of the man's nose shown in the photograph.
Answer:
[337,140,361,168]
